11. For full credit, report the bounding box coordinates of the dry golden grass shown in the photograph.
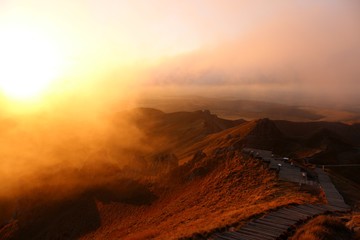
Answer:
[291,215,353,240]
[178,120,257,159]
[81,153,320,240]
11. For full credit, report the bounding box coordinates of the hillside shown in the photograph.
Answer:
[1,109,359,239]
[2,144,316,240]
[121,108,245,159]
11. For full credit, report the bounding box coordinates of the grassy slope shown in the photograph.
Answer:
[81,153,319,239]
[177,120,257,160]
[79,117,321,239]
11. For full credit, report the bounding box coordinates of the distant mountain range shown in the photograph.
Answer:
[137,96,360,123]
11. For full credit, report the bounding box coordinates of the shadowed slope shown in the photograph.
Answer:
[274,120,360,145]
[0,179,157,240]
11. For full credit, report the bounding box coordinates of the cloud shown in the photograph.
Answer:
[143,1,360,105]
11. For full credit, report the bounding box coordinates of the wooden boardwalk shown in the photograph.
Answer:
[316,169,350,211]
[211,204,332,240]
[210,149,351,240]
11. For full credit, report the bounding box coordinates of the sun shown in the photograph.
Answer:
[0,26,64,100]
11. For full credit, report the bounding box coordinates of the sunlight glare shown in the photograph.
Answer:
[0,26,64,100]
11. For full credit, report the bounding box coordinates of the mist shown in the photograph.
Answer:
[143,1,360,107]
[0,68,156,226]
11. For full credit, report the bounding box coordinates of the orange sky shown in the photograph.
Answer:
[0,1,274,64]
[0,0,360,106]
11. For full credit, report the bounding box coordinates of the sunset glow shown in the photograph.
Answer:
[0,26,64,100]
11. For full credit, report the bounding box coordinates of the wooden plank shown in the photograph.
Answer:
[241,229,278,239]
[262,216,297,225]
[294,206,322,215]
[329,201,348,205]
[267,211,299,219]
[241,226,279,238]
[277,208,310,218]
[287,206,319,215]
[264,215,298,224]
[264,214,298,225]
[211,233,231,240]
[313,204,329,211]
[327,195,343,200]
[326,191,342,195]
[328,202,347,206]
[302,204,328,212]
[291,208,319,216]
[324,190,338,193]
[258,216,294,226]
[221,232,249,240]
[294,209,321,216]
[328,198,346,202]
[312,205,331,211]
[269,212,303,221]
[257,217,293,227]
[247,222,285,235]
[236,229,274,240]
[275,212,305,221]
[328,194,345,197]
[327,195,344,198]
[224,231,262,240]
[235,229,273,240]
[249,221,288,232]
[289,206,321,215]
[296,205,323,212]
[228,231,267,240]
[329,202,347,207]
[325,190,341,193]
[303,204,329,212]
[329,204,350,211]
[330,205,349,210]
[212,235,229,240]
[212,233,238,240]
[254,219,290,230]
[327,195,343,199]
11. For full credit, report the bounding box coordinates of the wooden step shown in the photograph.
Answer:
[277,208,310,218]
[225,231,263,240]
[226,231,265,240]
[247,222,285,235]
[236,229,275,240]
[287,206,321,216]
[268,212,303,221]
[254,219,291,230]
[262,215,297,225]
